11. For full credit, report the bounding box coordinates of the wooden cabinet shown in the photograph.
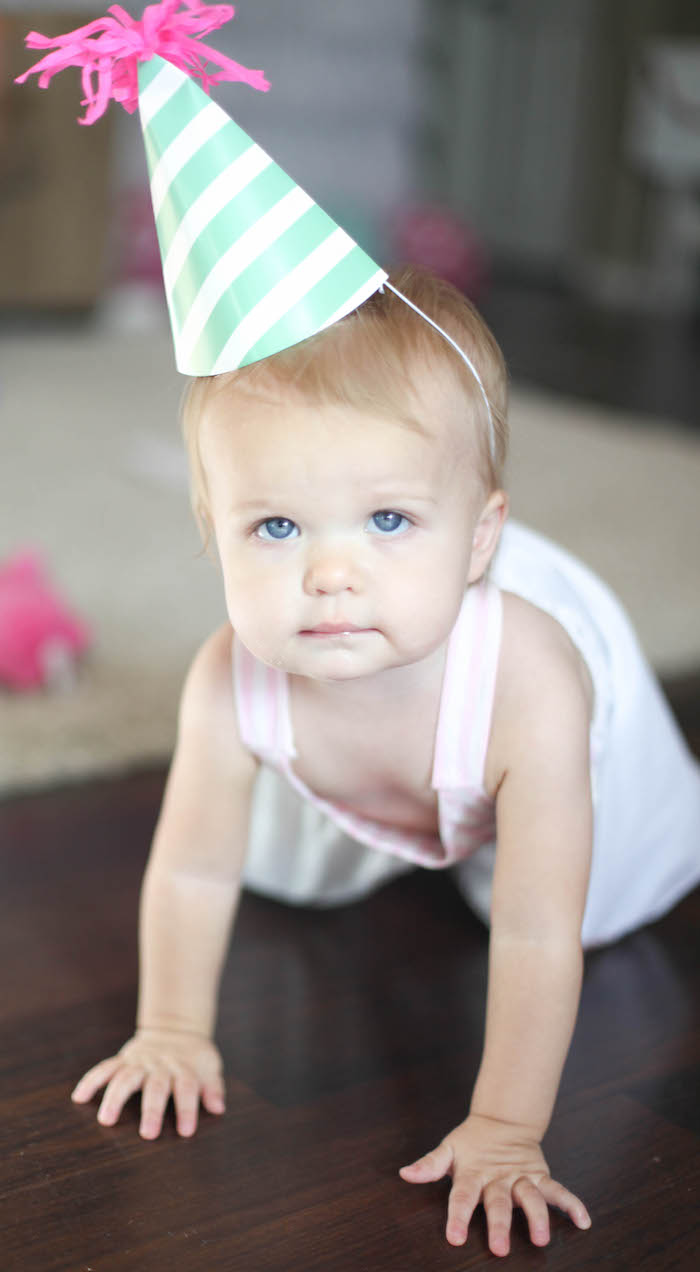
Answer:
[0,12,111,308]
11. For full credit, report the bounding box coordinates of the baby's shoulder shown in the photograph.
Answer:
[484,591,594,794]
[498,589,594,709]
[182,624,235,714]
[178,624,257,779]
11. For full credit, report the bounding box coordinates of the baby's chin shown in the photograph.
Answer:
[287,646,442,687]
[235,624,448,682]
[237,633,383,679]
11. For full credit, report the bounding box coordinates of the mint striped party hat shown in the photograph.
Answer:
[138,54,387,375]
[16,3,387,376]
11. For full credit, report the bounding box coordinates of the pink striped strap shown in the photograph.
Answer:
[233,635,290,765]
[432,578,502,793]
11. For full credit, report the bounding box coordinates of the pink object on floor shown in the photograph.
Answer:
[0,551,91,691]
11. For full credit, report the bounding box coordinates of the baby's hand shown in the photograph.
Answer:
[71,1029,226,1139]
[399,1113,591,1257]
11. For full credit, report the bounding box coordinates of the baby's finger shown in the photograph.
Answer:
[512,1176,550,1246]
[173,1073,200,1138]
[97,1066,146,1127]
[483,1181,513,1257]
[201,1078,226,1117]
[538,1177,592,1230]
[71,1057,122,1103]
[139,1073,172,1140]
[399,1140,454,1182]
[445,1175,481,1247]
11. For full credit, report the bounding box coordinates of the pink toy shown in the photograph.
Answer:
[0,551,91,691]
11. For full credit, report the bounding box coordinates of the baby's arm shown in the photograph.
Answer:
[72,624,258,1138]
[401,599,594,1253]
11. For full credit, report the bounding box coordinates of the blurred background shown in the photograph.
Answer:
[1,0,699,793]
[3,0,700,405]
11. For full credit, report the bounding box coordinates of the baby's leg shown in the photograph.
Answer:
[243,765,414,906]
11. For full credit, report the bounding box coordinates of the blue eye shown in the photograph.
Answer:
[369,510,410,535]
[256,518,299,541]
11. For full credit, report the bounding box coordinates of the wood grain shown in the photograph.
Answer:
[0,681,698,1270]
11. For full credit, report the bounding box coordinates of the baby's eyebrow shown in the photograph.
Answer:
[229,496,302,516]
[231,489,439,512]
[366,491,439,508]
[232,499,283,512]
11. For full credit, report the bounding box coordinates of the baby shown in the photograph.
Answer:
[72,267,700,1257]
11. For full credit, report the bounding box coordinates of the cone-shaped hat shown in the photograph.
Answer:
[15,3,492,450]
[16,2,387,376]
[137,54,387,375]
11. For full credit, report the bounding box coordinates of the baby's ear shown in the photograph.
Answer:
[468,490,508,583]
[192,502,217,562]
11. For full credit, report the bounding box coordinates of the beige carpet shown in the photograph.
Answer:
[2,325,699,796]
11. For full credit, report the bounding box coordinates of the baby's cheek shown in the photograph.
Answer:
[397,582,463,652]
[219,573,263,644]
[226,592,288,665]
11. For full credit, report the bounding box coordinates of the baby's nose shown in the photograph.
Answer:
[302,545,362,596]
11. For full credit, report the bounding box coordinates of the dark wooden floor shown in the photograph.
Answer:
[1,675,699,1271]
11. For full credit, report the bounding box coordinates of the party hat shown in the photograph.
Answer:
[16,2,387,375]
[137,53,386,374]
[16,2,494,450]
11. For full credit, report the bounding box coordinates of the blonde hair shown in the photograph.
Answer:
[182,265,509,541]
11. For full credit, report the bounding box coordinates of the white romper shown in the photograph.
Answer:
[239,520,700,949]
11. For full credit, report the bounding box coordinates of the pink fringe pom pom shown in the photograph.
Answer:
[15,1,270,125]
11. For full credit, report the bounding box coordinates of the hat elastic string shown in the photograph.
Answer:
[384,282,496,463]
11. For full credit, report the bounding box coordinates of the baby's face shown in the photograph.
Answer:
[199,391,491,683]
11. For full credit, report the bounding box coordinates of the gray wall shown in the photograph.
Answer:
[109,0,428,265]
[432,0,700,309]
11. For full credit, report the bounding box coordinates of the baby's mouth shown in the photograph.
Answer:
[301,623,374,636]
